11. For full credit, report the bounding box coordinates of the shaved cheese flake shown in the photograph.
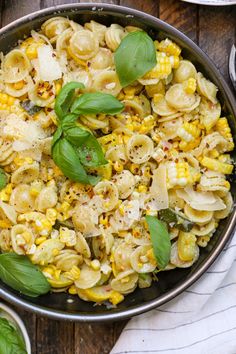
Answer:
[150,164,168,210]
[37,45,62,81]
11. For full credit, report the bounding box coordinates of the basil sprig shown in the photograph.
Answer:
[70,92,124,115]
[0,317,27,354]
[0,168,7,190]
[145,215,171,269]
[55,81,85,120]
[114,31,157,87]
[0,253,50,297]
[52,83,124,185]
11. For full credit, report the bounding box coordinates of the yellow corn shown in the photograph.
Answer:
[68,285,78,295]
[110,291,124,305]
[209,149,220,159]
[0,184,12,202]
[197,235,210,248]
[91,259,101,271]
[177,122,201,142]
[179,138,201,152]
[113,161,124,173]
[13,156,33,167]
[129,163,140,174]
[64,266,81,281]
[178,232,197,261]
[99,214,109,226]
[144,53,172,80]
[184,78,197,94]
[21,38,44,59]
[36,81,54,100]
[138,115,155,134]
[52,248,60,257]
[157,38,181,56]
[201,156,233,174]
[123,86,136,99]
[0,220,11,228]
[0,92,16,107]
[55,81,62,95]
[138,185,148,193]
[35,236,47,245]
[118,204,125,216]
[215,117,234,151]
[167,161,191,188]
[59,227,76,247]
[46,208,58,225]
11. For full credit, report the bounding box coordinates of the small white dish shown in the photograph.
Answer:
[181,0,236,5]
[0,302,31,354]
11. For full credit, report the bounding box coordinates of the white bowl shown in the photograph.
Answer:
[0,302,31,354]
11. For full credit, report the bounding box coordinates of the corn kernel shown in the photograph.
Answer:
[138,185,147,193]
[35,236,47,245]
[68,285,77,295]
[99,214,108,226]
[46,208,58,225]
[52,248,60,257]
[113,161,124,173]
[91,259,101,271]
[110,291,124,305]
[0,220,11,228]
[13,80,25,90]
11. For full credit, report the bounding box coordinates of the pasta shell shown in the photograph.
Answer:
[111,269,138,294]
[105,24,126,51]
[74,231,91,258]
[31,239,64,264]
[113,242,134,273]
[5,75,34,98]
[3,49,31,83]
[130,245,157,273]
[85,20,107,46]
[214,192,233,220]
[90,48,113,70]
[151,95,177,116]
[165,83,199,110]
[126,134,154,164]
[199,99,221,131]
[72,205,99,236]
[0,200,17,224]
[41,17,71,43]
[28,80,55,107]
[112,170,135,199]
[11,162,39,184]
[55,251,83,272]
[69,30,99,60]
[94,181,119,212]
[11,224,34,255]
[0,229,11,252]
[173,60,197,83]
[106,145,128,164]
[191,219,216,236]
[74,264,101,289]
[197,72,218,104]
[35,186,58,211]
[92,70,121,96]
[184,204,213,225]
[10,184,35,213]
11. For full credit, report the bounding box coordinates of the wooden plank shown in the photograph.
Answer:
[120,0,159,16]
[74,323,115,354]
[198,6,236,81]
[1,0,41,26]
[159,0,198,42]
[37,317,74,354]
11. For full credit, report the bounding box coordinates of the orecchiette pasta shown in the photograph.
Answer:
[0,16,234,307]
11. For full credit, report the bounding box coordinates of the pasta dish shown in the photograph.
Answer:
[0,17,234,305]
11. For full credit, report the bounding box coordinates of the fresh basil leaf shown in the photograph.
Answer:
[159,208,195,232]
[77,135,108,167]
[145,215,171,269]
[52,138,90,184]
[0,169,7,191]
[87,174,102,185]
[70,92,124,115]
[114,31,157,87]
[55,82,85,120]
[51,126,63,149]
[63,125,90,146]
[0,318,27,354]
[20,100,42,116]
[0,253,50,297]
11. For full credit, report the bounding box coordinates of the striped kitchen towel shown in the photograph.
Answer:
[111,233,236,354]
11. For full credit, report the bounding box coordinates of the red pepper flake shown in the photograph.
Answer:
[86,154,92,161]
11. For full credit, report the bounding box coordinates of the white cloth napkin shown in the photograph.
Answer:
[111,233,236,354]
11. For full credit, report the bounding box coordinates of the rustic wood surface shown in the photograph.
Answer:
[0,1,235,353]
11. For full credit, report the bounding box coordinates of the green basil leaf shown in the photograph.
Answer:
[0,318,27,354]
[145,215,171,269]
[52,138,90,184]
[87,174,102,185]
[0,253,50,297]
[114,31,157,87]
[55,82,85,120]
[51,126,63,149]
[77,135,108,167]
[20,99,42,116]
[70,92,124,115]
[63,125,90,146]
[61,113,79,125]
[0,169,7,191]
[159,208,195,232]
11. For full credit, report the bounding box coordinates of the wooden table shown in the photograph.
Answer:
[0,0,235,353]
